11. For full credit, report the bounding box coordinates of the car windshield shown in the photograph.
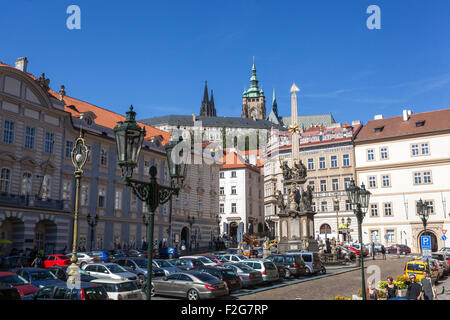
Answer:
[193,273,220,283]
[407,263,426,272]
[30,270,58,281]
[117,281,138,292]
[198,257,213,264]
[235,263,254,272]
[89,252,103,257]
[203,257,216,263]
[84,287,108,300]
[155,260,174,267]
[263,261,276,270]
[432,254,443,261]
[107,264,127,273]
[237,255,247,260]
[0,274,28,285]
[133,260,148,268]
[222,269,237,277]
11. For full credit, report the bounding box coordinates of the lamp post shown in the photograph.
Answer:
[114,106,186,301]
[346,179,371,300]
[417,199,431,271]
[334,192,340,243]
[187,215,195,252]
[142,213,149,249]
[86,213,99,251]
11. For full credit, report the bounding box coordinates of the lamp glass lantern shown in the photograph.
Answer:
[113,106,146,179]
[359,183,371,215]
[164,131,187,187]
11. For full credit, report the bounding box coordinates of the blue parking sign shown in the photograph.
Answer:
[421,235,431,249]
[442,235,447,241]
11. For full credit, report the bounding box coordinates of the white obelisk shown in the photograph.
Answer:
[290,83,300,164]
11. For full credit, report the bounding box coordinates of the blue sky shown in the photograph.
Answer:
[1,0,449,124]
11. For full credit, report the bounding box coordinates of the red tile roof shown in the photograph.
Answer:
[355,108,450,143]
[220,151,261,173]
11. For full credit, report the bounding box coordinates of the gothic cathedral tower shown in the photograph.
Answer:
[242,57,266,120]
[200,81,217,117]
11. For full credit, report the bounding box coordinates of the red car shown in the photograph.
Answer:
[0,272,38,298]
[344,246,368,257]
[386,245,411,255]
[43,255,71,268]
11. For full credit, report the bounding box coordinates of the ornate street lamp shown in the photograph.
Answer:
[334,192,340,243]
[417,199,431,271]
[346,179,371,300]
[114,106,186,301]
[68,128,89,285]
[342,217,352,242]
[86,213,99,251]
[142,213,149,248]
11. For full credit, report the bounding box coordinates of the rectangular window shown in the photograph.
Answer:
[330,155,338,168]
[320,180,327,192]
[62,181,72,201]
[24,127,35,149]
[370,230,380,243]
[65,141,74,159]
[345,200,351,211]
[308,181,315,192]
[219,187,224,195]
[382,175,390,187]
[219,203,224,213]
[308,158,314,170]
[0,168,11,193]
[231,171,237,178]
[367,149,375,161]
[421,143,429,155]
[411,144,419,156]
[423,200,435,214]
[231,203,236,213]
[332,179,338,191]
[231,186,237,195]
[344,178,351,189]
[368,176,376,188]
[311,202,316,212]
[319,157,326,169]
[380,147,388,159]
[3,120,15,144]
[343,154,350,167]
[220,172,224,179]
[115,190,122,210]
[81,184,89,206]
[370,204,378,217]
[384,203,393,216]
[321,201,328,212]
[98,187,106,208]
[100,149,108,166]
[423,171,432,184]
[414,172,422,185]
[44,132,54,154]
[385,230,395,243]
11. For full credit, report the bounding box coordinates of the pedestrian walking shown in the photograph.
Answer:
[421,271,437,300]
[384,277,398,299]
[406,275,422,300]
[371,241,375,260]
[31,255,41,268]
[381,245,386,260]
[366,281,379,300]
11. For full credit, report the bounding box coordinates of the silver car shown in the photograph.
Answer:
[222,262,263,288]
[151,271,228,300]
[82,263,138,282]
[240,259,279,283]
[153,259,182,276]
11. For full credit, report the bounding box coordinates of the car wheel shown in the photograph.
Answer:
[139,274,146,288]
[150,285,155,297]
[305,267,312,277]
[187,289,200,301]
[321,266,326,274]
[284,269,291,279]
[80,262,86,268]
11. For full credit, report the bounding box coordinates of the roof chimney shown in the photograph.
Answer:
[402,109,409,121]
[374,115,383,120]
[15,57,28,72]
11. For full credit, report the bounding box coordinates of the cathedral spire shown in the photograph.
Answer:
[250,56,258,89]
[210,89,216,116]
[202,80,209,103]
[272,88,278,115]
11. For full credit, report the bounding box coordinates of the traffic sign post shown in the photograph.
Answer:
[421,235,431,249]
[422,248,432,258]
[443,235,447,248]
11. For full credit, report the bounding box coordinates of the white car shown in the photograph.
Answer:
[220,254,248,263]
[180,256,217,266]
[91,279,143,300]
[66,252,95,267]
[82,263,138,282]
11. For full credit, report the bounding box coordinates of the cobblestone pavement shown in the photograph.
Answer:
[237,256,414,300]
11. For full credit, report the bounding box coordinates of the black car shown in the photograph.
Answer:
[125,249,147,258]
[194,266,242,292]
[24,282,109,300]
[47,266,96,282]
[266,254,307,278]
[169,258,205,271]
[106,250,127,262]
[0,285,21,300]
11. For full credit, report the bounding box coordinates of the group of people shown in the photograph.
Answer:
[366,272,438,300]
[370,242,387,260]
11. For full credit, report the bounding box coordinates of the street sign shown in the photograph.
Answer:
[421,235,431,250]
[442,235,447,241]
[422,249,432,258]
[443,229,447,235]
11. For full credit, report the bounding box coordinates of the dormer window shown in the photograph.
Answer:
[79,111,96,127]
[415,121,425,127]
[374,126,384,133]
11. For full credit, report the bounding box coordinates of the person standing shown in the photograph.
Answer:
[421,271,437,300]
[31,255,41,268]
[406,275,423,300]
[381,245,386,260]
[384,277,398,299]
[366,281,379,300]
[371,241,376,260]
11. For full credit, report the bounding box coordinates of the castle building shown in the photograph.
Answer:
[199,81,216,117]
[242,58,266,120]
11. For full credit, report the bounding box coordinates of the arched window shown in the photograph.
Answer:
[320,224,332,234]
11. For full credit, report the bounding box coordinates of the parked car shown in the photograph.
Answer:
[0,272,38,298]
[266,254,307,278]
[87,251,109,263]
[195,266,242,292]
[203,255,227,264]
[222,262,263,288]
[439,247,450,254]
[65,253,96,267]
[158,246,179,259]
[338,246,356,261]
[181,256,218,266]
[91,279,143,300]
[106,250,127,262]
[429,258,444,279]
[0,285,22,300]
[152,259,182,276]
[0,256,32,271]
[404,258,439,282]
[115,258,165,287]
[240,259,279,283]
[221,254,248,263]
[81,263,138,283]
[46,266,96,282]
[25,282,109,300]
[151,271,228,300]
[386,244,411,255]
[42,255,71,268]
[13,268,65,289]
[431,252,450,274]
[286,252,325,275]
[169,258,206,271]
